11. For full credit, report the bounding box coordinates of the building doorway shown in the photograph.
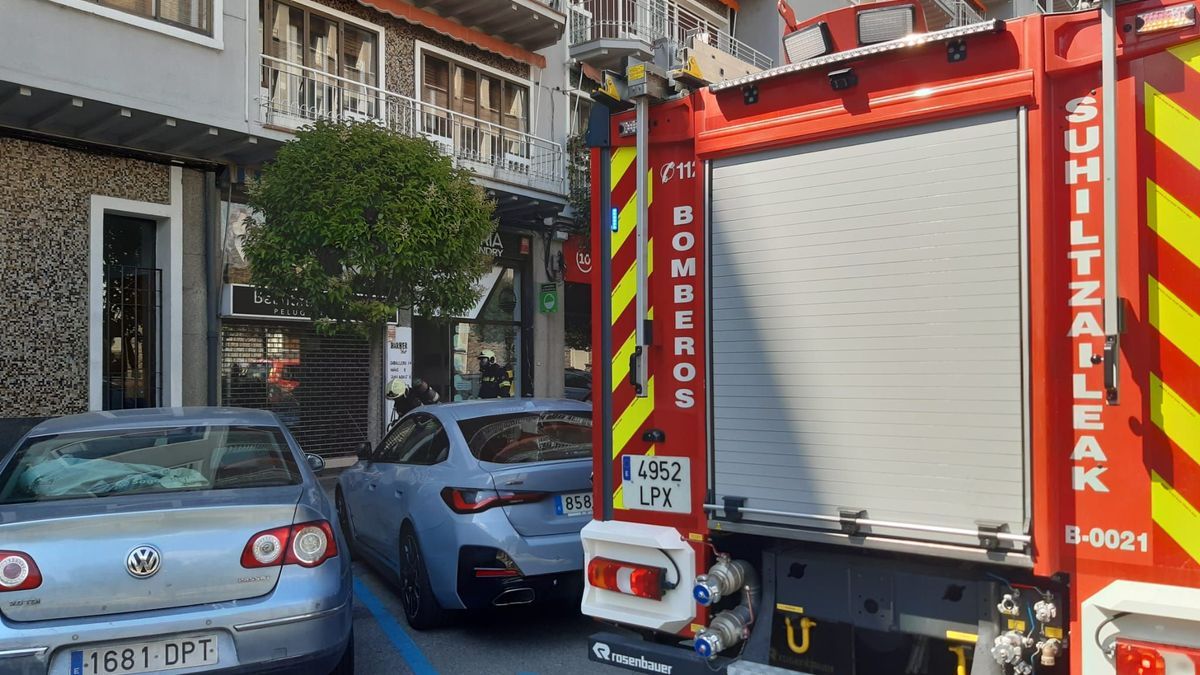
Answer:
[102,214,161,410]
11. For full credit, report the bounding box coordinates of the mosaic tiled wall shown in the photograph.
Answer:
[0,137,170,417]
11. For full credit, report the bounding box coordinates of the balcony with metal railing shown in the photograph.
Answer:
[918,0,984,28]
[567,0,771,75]
[259,55,566,198]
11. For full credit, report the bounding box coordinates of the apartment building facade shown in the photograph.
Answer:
[5,0,1042,449]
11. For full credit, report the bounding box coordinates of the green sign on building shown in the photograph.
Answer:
[539,282,559,314]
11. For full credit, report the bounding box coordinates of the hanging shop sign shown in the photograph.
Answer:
[563,234,592,284]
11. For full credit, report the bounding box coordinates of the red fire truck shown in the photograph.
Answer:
[580,1,1200,674]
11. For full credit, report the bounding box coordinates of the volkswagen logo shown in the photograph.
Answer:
[126,545,161,579]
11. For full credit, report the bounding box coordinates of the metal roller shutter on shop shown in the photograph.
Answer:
[221,322,370,456]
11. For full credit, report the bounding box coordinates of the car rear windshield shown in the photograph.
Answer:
[459,411,592,464]
[0,425,301,503]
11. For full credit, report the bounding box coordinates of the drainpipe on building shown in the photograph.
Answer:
[204,169,222,406]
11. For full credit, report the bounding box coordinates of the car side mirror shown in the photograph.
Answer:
[355,441,372,461]
[305,453,326,473]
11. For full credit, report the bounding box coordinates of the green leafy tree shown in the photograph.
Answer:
[243,119,495,329]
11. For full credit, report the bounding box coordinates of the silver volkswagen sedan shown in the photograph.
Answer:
[0,408,353,675]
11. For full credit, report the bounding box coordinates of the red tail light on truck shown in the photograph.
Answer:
[1116,641,1200,675]
[587,557,668,600]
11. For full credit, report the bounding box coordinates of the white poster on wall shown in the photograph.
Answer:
[384,323,413,428]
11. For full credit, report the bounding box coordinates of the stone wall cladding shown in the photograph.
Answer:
[0,137,170,417]
[316,0,531,99]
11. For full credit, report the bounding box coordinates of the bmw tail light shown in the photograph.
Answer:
[857,5,916,45]
[441,487,548,514]
[0,551,41,592]
[242,521,338,569]
[587,557,666,600]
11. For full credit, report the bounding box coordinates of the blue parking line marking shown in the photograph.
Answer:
[353,576,439,675]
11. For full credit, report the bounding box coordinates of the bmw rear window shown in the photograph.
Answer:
[459,412,592,464]
[0,425,301,503]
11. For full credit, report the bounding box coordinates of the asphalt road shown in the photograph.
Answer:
[320,471,613,675]
[349,559,613,675]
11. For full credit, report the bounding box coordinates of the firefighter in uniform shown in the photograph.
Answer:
[386,377,440,426]
[477,350,511,399]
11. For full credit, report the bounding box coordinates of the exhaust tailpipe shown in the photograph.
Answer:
[492,588,535,606]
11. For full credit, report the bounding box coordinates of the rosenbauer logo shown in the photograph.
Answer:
[590,641,674,674]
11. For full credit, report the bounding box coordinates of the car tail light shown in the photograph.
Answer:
[288,521,337,567]
[0,551,41,592]
[1115,640,1200,675]
[1136,4,1195,34]
[474,568,521,578]
[587,557,666,600]
[241,520,338,569]
[441,487,548,514]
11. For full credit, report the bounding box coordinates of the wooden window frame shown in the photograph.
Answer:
[261,0,380,87]
[420,52,530,133]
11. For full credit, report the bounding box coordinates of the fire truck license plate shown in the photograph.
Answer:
[622,455,690,513]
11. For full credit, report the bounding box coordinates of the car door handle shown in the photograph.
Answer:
[394,490,404,498]
[368,484,377,491]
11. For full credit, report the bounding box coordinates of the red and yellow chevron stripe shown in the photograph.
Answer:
[605,145,656,510]
[1142,37,1200,565]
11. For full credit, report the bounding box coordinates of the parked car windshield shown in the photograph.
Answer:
[0,425,301,503]
[459,411,592,464]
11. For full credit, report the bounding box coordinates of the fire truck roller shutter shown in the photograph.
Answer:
[708,109,1027,553]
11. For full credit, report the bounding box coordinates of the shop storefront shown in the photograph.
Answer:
[218,283,371,456]
[413,230,534,401]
